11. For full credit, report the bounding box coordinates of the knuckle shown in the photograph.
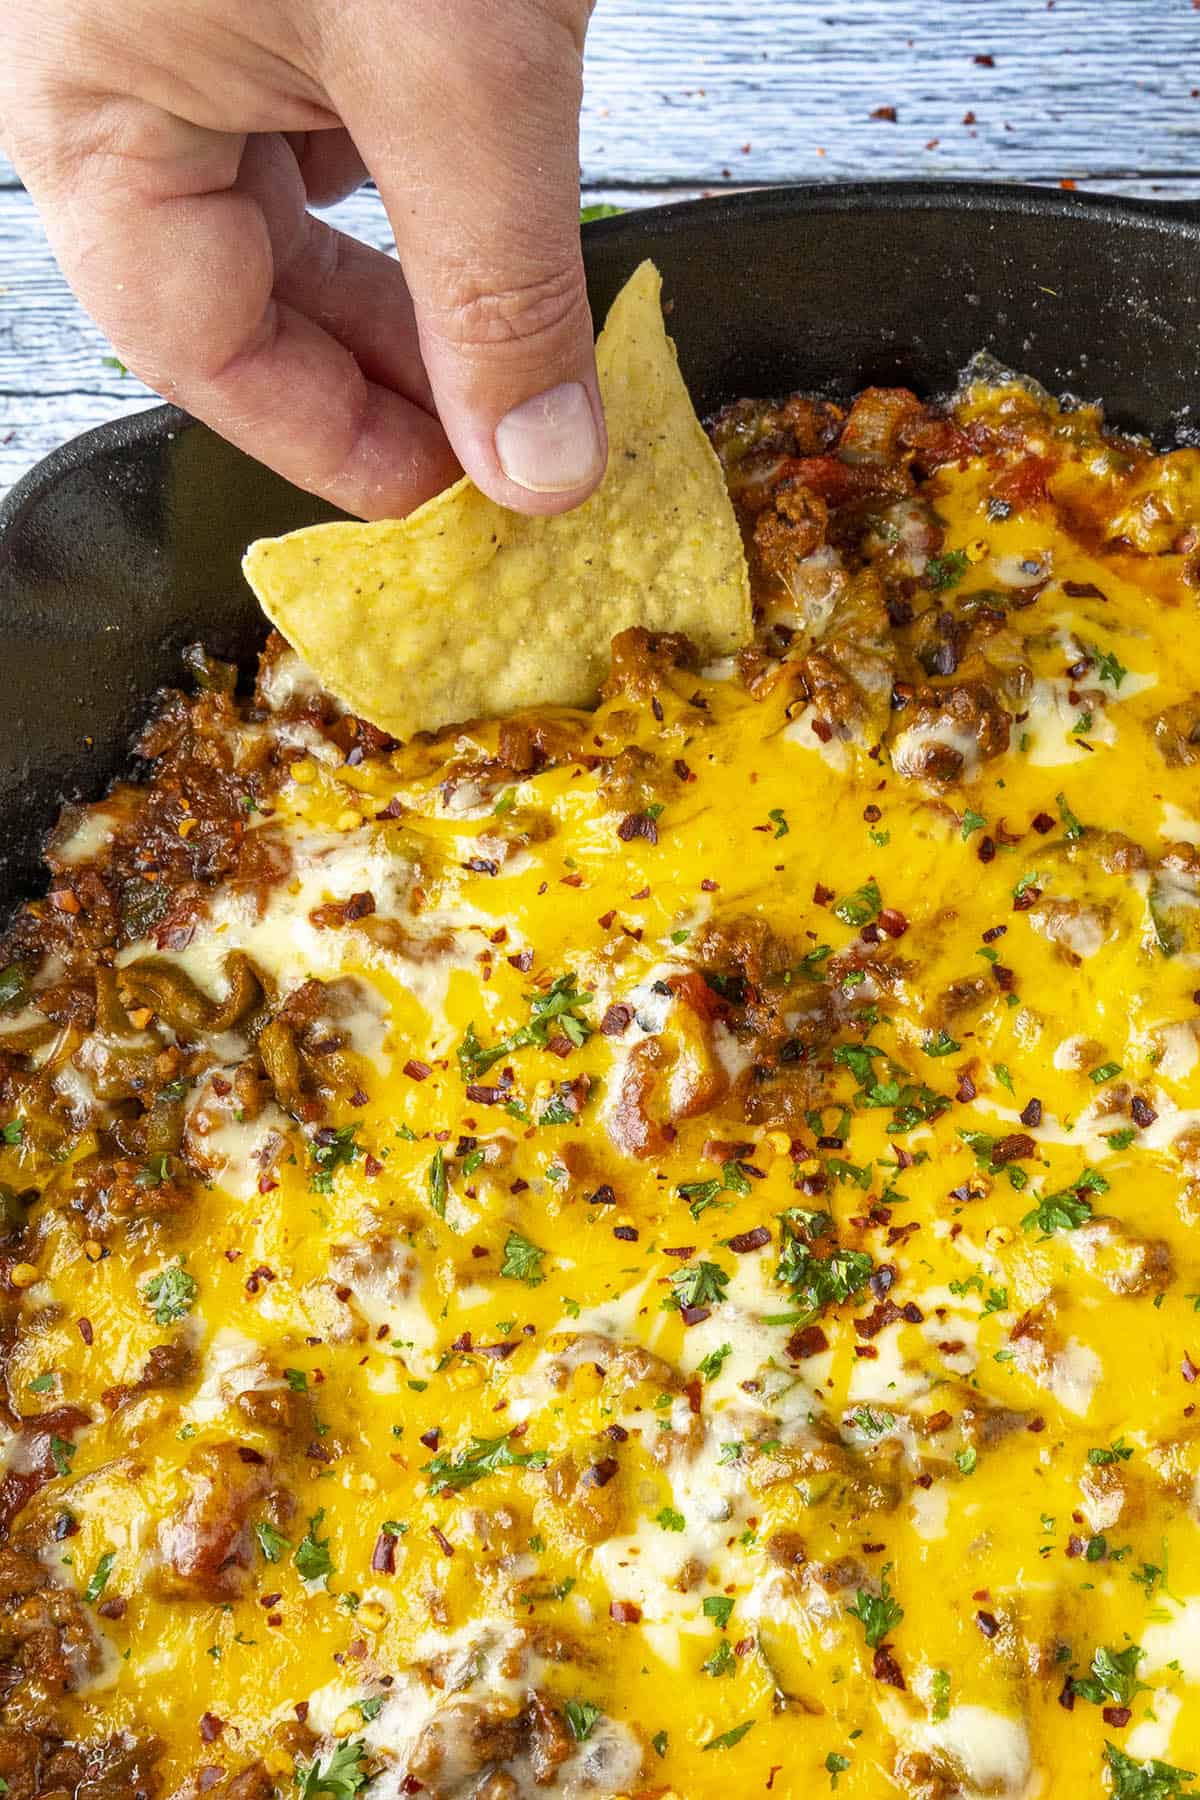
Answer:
[432,262,588,354]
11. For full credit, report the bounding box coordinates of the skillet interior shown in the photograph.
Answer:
[1,178,1198,912]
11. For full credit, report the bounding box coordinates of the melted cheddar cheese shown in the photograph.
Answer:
[1,378,1200,1800]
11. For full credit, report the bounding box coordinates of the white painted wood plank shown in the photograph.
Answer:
[0,0,1198,194]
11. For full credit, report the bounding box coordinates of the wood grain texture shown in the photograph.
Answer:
[1,0,1198,490]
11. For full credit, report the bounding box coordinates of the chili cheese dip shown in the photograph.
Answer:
[1,377,1199,1800]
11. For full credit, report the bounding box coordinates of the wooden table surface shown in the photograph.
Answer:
[1,0,1197,492]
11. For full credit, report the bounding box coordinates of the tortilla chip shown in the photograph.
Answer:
[242,260,750,739]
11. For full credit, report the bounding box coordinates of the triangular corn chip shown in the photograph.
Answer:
[242,260,750,739]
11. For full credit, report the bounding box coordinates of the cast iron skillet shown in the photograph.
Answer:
[1,178,1198,913]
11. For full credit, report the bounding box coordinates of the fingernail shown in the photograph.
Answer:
[495,382,604,493]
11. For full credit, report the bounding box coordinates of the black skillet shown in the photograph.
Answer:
[1,178,1198,913]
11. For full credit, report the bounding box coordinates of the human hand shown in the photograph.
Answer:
[0,0,606,519]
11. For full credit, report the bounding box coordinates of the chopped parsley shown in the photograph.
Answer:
[663,1260,729,1311]
[1073,1643,1147,1706]
[294,1510,334,1585]
[1103,1742,1197,1800]
[1056,790,1086,840]
[926,548,970,591]
[49,1436,76,1478]
[833,878,882,928]
[83,1551,116,1603]
[847,1564,903,1648]
[826,1751,851,1788]
[1021,1189,1094,1236]
[142,1261,198,1326]
[427,1147,448,1218]
[1088,1436,1134,1467]
[308,1125,360,1193]
[564,1699,602,1741]
[500,1230,546,1286]
[655,1506,686,1532]
[254,1520,291,1564]
[423,1432,548,1494]
[703,1720,756,1752]
[697,1343,733,1382]
[457,972,594,1081]
[702,1638,736,1676]
[294,1738,369,1797]
[767,806,789,838]
[703,1595,735,1628]
[961,809,987,839]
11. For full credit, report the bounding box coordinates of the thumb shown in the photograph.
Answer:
[332,2,606,515]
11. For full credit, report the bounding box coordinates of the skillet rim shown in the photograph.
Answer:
[2,175,1199,542]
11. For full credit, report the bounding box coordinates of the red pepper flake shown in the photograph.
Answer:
[596,909,617,930]
[680,1304,711,1326]
[1183,1352,1198,1385]
[560,871,584,888]
[1031,811,1055,834]
[1066,1534,1084,1558]
[992,1132,1036,1165]
[403,1059,432,1082]
[673,759,695,782]
[727,1226,771,1253]
[617,811,659,845]
[956,1070,977,1104]
[873,1645,905,1687]
[583,1457,618,1488]
[700,878,719,893]
[992,964,1015,991]
[981,924,1007,942]
[612,1225,639,1242]
[662,1244,695,1259]
[1103,1706,1132,1729]
[430,1527,454,1557]
[974,51,995,64]
[477,1339,518,1360]
[977,835,996,864]
[1131,1094,1157,1128]
[1027,1415,1046,1433]
[245,1265,276,1296]
[371,1530,397,1574]
[77,1317,95,1345]
[363,1153,383,1179]
[878,908,909,939]
[1019,1097,1043,1128]
[1012,886,1041,912]
[813,882,834,906]
[787,1324,829,1359]
[610,1600,641,1623]
[863,804,882,823]
[601,1002,634,1037]
[199,1714,226,1743]
[1058,1676,1076,1710]
[651,695,665,723]
[507,949,534,972]
[975,1610,1000,1638]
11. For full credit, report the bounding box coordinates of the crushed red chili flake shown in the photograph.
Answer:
[673,759,694,782]
[507,949,534,972]
[1058,1677,1076,1711]
[662,1244,695,1259]
[992,964,1015,991]
[975,1610,1000,1638]
[981,923,1007,942]
[1103,1706,1132,1729]
[583,1457,618,1488]
[992,1132,1036,1165]
[956,1070,977,1103]
[596,909,617,930]
[1183,1352,1198,1384]
[601,1002,634,1037]
[700,878,719,893]
[363,1153,383,1179]
[873,1645,905,1687]
[589,1184,618,1206]
[370,1530,396,1575]
[610,1600,641,1623]
[430,1527,454,1557]
[612,1225,639,1242]
[617,811,659,845]
[878,908,909,938]
[605,1423,629,1442]
[1012,886,1040,912]
[1019,1097,1043,1128]
[198,1714,225,1743]
[727,1226,771,1253]
[403,1059,432,1081]
[77,1318,94,1345]
[977,835,996,863]
[1131,1094,1157,1128]
[1031,811,1055,834]
[680,1305,711,1326]
[813,882,834,906]
[787,1324,829,1359]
